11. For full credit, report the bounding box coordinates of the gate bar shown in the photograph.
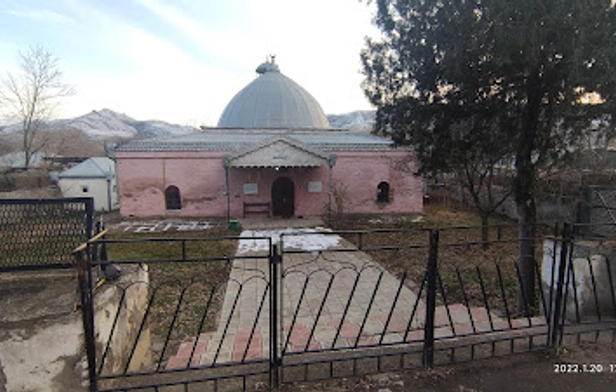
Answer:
[423,229,439,367]
[270,244,281,388]
[551,224,570,347]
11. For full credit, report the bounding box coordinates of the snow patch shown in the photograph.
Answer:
[111,221,214,232]
[237,227,341,253]
[327,110,375,132]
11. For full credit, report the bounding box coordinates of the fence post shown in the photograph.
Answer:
[74,249,98,392]
[269,244,281,388]
[423,229,439,368]
[550,223,570,347]
[84,198,94,242]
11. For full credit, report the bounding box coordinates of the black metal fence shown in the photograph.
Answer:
[1,198,93,271]
[577,186,616,237]
[74,223,616,391]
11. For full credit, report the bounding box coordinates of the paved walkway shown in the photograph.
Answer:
[167,228,547,369]
[237,216,325,230]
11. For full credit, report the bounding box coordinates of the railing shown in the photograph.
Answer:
[276,225,553,377]
[73,223,616,391]
[577,186,616,237]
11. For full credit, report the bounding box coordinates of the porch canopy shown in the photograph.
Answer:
[222,136,336,168]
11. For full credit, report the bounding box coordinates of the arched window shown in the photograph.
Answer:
[377,182,390,203]
[165,186,181,210]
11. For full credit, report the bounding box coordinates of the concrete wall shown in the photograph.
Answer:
[93,265,152,376]
[542,239,616,321]
[116,150,423,218]
[59,177,119,212]
[429,182,578,224]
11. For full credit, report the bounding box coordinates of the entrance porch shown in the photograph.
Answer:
[223,136,336,220]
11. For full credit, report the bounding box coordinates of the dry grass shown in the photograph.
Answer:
[100,202,548,365]
[332,202,548,316]
[102,229,236,362]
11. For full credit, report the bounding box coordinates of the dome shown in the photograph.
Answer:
[218,57,330,129]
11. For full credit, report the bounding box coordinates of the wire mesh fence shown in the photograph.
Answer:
[0,198,93,271]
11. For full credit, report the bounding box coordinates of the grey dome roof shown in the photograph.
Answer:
[217,58,330,129]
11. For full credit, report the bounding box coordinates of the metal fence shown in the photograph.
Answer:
[577,186,616,237]
[74,223,616,391]
[1,198,93,271]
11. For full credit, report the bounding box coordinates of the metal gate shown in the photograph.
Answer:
[75,224,616,391]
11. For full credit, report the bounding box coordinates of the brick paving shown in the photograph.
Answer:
[166,227,547,370]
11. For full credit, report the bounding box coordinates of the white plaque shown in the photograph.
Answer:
[308,181,322,193]
[243,183,258,195]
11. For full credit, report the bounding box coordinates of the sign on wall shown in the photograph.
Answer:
[249,171,260,182]
[243,183,258,195]
[308,181,322,193]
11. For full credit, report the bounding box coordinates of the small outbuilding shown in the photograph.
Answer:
[58,157,118,211]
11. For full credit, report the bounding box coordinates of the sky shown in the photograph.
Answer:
[0,0,380,126]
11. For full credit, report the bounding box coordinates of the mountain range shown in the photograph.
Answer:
[0,109,377,167]
[0,108,198,140]
[327,110,375,132]
[1,109,376,141]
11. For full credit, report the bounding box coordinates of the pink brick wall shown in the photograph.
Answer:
[331,151,423,214]
[116,150,423,218]
[116,151,227,217]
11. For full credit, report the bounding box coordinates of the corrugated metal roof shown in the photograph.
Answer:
[58,157,115,179]
[115,130,396,153]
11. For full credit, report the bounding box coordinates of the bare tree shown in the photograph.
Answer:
[0,45,74,168]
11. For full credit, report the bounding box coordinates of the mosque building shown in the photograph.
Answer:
[114,57,423,219]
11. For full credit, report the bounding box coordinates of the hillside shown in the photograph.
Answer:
[1,108,376,140]
[0,110,201,166]
[48,109,199,140]
[0,109,377,168]
[327,110,375,132]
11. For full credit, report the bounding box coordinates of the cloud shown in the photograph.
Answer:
[28,0,379,123]
[245,0,378,113]
[132,0,257,69]
[133,0,216,45]
[61,21,244,125]
[5,8,75,25]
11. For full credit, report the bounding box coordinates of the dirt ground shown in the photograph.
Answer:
[0,270,85,392]
[274,342,616,392]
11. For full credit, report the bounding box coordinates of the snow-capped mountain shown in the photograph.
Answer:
[53,109,199,139]
[327,110,375,132]
[52,109,140,139]
[0,109,377,141]
[0,109,199,140]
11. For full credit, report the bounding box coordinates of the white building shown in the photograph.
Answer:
[58,157,118,211]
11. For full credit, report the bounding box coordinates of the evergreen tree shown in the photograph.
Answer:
[362,0,616,314]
